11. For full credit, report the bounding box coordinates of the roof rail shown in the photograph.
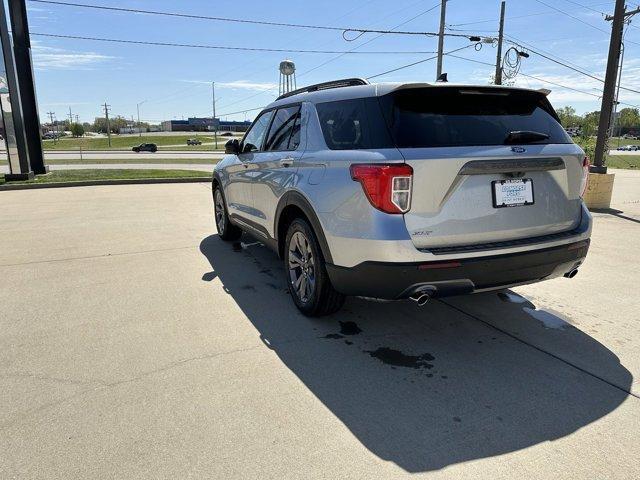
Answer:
[276,78,369,101]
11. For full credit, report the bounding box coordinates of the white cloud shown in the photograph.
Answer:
[217,80,278,91]
[183,80,277,91]
[31,44,115,70]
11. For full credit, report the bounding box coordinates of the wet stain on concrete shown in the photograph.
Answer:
[365,347,435,370]
[339,321,362,336]
[345,340,353,345]
[453,416,462,423]
[324,333,344,339]
[241,285,257,291]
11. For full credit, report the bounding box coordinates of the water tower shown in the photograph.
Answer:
[279,60,297,96]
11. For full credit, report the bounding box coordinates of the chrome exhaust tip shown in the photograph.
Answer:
[564,268,579,279]
[415,294,431,306]
[410,286,436,306]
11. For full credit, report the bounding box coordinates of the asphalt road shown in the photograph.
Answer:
[0,163,213,173]
[0,174,639,479]
[0,149,223,161]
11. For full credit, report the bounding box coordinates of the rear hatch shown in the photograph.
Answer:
[377,86,585,249]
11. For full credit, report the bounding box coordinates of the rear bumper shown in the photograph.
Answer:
[326,239,590,299]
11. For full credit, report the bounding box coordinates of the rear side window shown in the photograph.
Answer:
[315,98,392,150]
[241,110,274,153]
[265,106,301,151]
[378,88,571,148]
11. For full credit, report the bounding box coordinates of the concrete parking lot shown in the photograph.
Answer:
[1,171,639,479]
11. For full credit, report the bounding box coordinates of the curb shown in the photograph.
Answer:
[0,176,212,191]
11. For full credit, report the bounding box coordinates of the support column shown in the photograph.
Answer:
[7,0,47,175]
[0,0,32,181]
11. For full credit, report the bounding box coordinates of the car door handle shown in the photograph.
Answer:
[280,157,294,168]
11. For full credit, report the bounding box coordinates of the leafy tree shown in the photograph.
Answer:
[109,116,128,133]
[70,122,84,137]
[93,117,109,133]
[618,107,640,128]
[556,106,579,127]
[581,111,600,138]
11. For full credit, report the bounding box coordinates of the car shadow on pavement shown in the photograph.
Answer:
[199,234,632,473]
[590,207,640,225]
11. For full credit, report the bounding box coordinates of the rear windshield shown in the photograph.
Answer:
[315,97,393,150]
[377,87,571,148]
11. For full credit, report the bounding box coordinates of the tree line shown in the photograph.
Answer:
[556,106,640,136]
[44,116,152,138]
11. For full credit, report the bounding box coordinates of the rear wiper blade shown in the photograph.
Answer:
[504,130,550,144]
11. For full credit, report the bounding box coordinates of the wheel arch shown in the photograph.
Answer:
[275,191,333,264]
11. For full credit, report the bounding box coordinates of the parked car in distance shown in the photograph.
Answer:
[213,79,592,316]
[132,143,157,153]
[617,145,640,151]
[622,133,638,140]
[220,132,234,137]
[187,138,202,145]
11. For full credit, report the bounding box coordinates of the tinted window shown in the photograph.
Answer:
[316,98,392,150]
[378,88,571,148]
[241,110,274,153]
[265,106,301,151]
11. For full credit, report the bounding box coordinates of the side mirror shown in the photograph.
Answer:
[225,138,240,155]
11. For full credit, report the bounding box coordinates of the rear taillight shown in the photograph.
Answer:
[580,156,590,197]
[350,163,413,214]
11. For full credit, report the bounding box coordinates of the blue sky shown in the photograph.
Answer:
[25,0,640,124]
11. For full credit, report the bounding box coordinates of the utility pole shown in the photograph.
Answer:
[494,1,506,85]
[592,0,639,173]
[136,100,146,138]
[68,106,73,125]
[436,0,447,80]
[212,82,218,148]
[103,102,112,147]
[47,111,57,144]
[613,38,626,148]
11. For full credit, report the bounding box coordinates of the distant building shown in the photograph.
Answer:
[161,117,251,132]
[118,127,145,134]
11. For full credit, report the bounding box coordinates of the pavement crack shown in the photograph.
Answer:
[0,245,199,268]
[0,372,105,387]
[104,344,264,387]
[438,299,640,400]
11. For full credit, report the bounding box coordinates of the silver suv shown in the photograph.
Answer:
[212,79,591,316]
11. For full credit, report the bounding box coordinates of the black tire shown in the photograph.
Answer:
[213,185,242,241]
[284,218,345,316]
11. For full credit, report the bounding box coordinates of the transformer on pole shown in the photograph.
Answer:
[279,60,296,96]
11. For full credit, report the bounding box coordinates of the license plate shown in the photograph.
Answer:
[492,178,534,208]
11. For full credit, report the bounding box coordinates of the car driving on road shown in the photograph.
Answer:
[132,143,157,153]
[212,79,592,316]
[187,138,202,145]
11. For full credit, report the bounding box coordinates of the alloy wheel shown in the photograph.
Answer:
[288,231,315,303]
[214,189,225,235]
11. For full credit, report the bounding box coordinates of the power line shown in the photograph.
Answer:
[505,38,640,95]
[533,0,640,45]
[28,0,484,40]
[532,0,609,34]
[366,43,476,80]
[449,53,640,109]
[29,32,438,54]
[298,3,441,80]
[209,3,442,115]
[449,11,554,27]
[557,0,606,16]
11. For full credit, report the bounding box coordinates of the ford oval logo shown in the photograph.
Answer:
[511,146,526,153]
